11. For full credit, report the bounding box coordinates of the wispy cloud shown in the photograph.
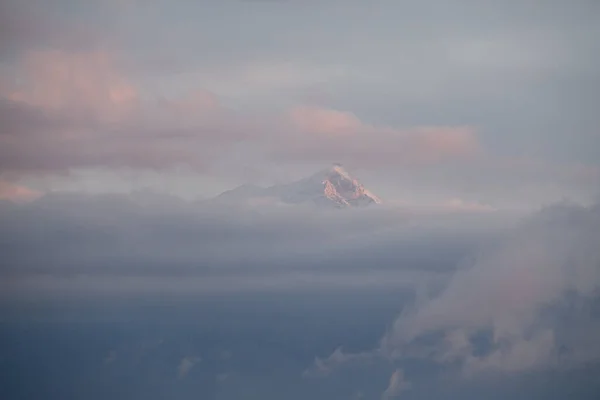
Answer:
[381,201,600,375]
[0,51,483,185]
[7,49,137,120]
[303,347,376,378]
[382,369,410,399]
[0,1,100,54]
[0,180,41,202]
[178,356,201,379]
[0,192,509,300]
[302,200,600,383]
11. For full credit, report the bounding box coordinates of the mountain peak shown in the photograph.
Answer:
[318,164,381,207]
[213,165,382,208]
[328,163,352,179]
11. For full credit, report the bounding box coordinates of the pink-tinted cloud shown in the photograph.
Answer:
[0,45,593,202]
[277,106,480,168]
[1,54,481,176]
[289,106,362,135]
[7,50,138,122]
[0,180,41,202]
[0,48,245,174]
[411,127,480,162]
[378,201,600,374]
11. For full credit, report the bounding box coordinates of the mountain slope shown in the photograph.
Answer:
[214,164,382,208]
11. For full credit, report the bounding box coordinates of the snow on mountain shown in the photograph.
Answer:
[214,164,382,208]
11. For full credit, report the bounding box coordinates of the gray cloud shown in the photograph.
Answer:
[302,200,600,385]
[381,369,410,399]
[0,0,101,56]
[379,201,600,375]
[303,347,376,378]
[0,191,509,299]
[178,356,202,379]
[1,190,599,397]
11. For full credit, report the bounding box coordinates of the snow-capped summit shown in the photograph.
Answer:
[301,163,381,207]
[214,164,382,208]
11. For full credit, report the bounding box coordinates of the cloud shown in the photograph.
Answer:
[0,180,41,202]
[281,106,480,168]
[463,329,556,376]
[0,191,509,300]
[0,21,484,180]
[443,198,497,213]
[1,190,598,397]
[1,58,480,176]
[7,50,137,120]
[303,347,375,378]
[379,201,600,375]
[0,1,100,54]
[299,200,600,388]
[178,356,201,379]
[0,38,594,205]
[382,369,410,399]
[0,49,241,174]
[289,106,362,135]
[1,0,598,208]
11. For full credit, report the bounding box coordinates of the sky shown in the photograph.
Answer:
[1,0,599,208]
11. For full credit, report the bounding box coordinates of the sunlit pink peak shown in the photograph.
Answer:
[329,163,352,180]
[214,163,382,208]
[309,163,383,207]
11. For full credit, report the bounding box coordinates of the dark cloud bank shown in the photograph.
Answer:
[1,194,599,399]
[0,192,509,296]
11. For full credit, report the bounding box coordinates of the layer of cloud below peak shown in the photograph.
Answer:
[306,200,600,378]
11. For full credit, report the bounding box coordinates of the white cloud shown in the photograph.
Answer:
[382,369,410,399]
[380,201,600,375]
[463,330,556,376]
[303,347,375,378]
[178,356,201,379]
[300,201,600,383]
